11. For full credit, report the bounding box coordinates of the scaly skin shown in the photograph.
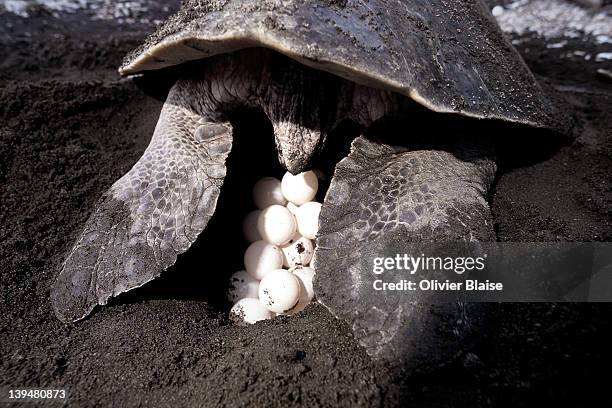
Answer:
[315,136,496,371]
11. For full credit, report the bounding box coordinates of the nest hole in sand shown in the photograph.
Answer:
[106,107,360,315]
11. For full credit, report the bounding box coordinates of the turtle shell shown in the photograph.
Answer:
[120,0,561,129]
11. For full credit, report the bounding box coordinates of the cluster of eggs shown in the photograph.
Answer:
[229,171,322,324]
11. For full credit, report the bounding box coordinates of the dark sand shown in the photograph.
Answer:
[1,3,611,407]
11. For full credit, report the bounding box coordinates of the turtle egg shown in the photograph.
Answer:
[295,201,322,240]
[227,270,259,303]
[257,204,297,246]
[293,266,315,302]
[253,177,287,209]
[288,266,315,314]
[281,234,313,267]
[244,240,283,280]
[258,269,301,314]
[230,298,272,324]
[242,210,262,242]
[286,202,299,215]
[281,170,319,205]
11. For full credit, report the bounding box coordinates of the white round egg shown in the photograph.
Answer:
[257,204,297,246]
[281,234,313,267]
[258,269,301,314]
[244,240,283,280]
[253,177,286,209]
[293,266,315,302]
[286,202,299,215]
[295,201,322,240]
[288,266,316,314]
[281,171,318,205]
[242,210,262,242]
[230,298,272,324]
[227,270,260,303]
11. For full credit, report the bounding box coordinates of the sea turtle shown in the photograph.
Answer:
[51,0,563,369]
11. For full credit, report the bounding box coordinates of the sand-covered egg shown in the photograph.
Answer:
[258,269,301,313]
[253,177,286,209]
[257,204,296,245]
[295,201,321,240]
[281,234,313,267]
[244,240,283,280]
[227,270,260,303]
[281,170,318,205]
[230,298,272,324]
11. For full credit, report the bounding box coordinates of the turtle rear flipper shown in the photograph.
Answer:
[51,80,233,323]
[315,136,496,370]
